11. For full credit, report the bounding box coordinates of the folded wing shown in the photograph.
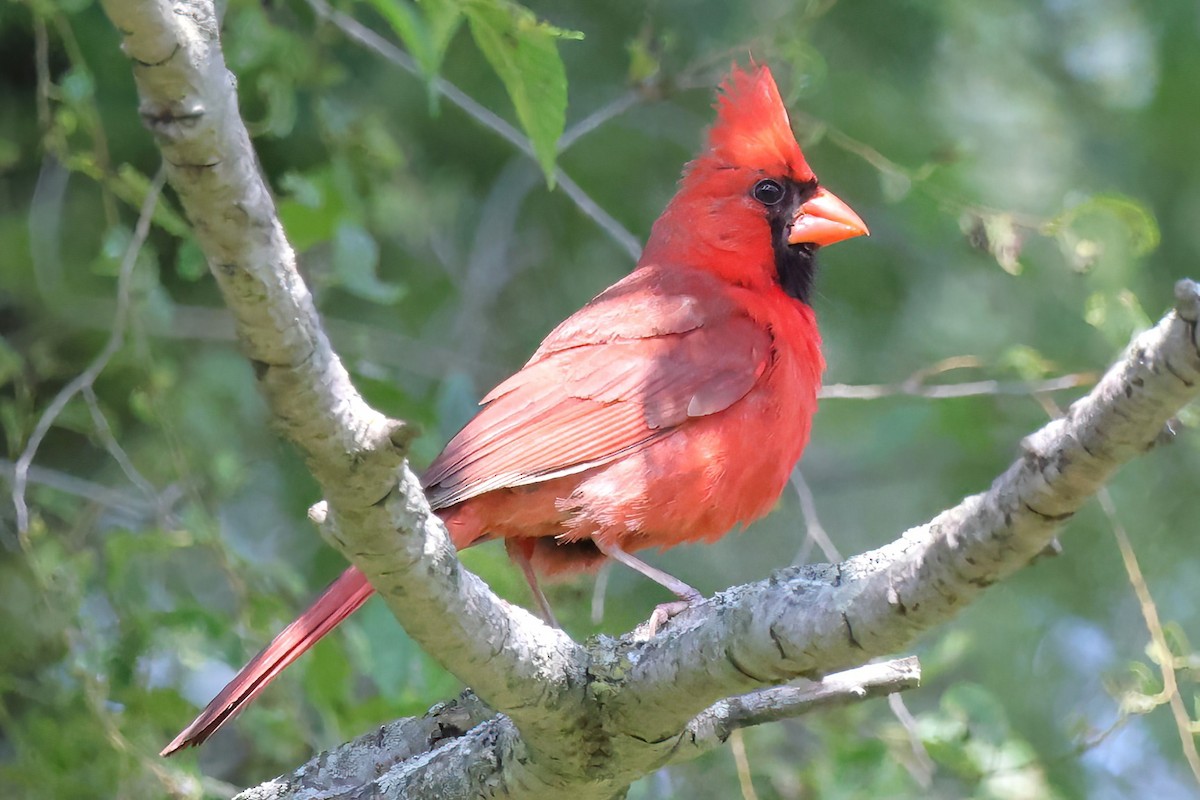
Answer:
[423,266,772,509]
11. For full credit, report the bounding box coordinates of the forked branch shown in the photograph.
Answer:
[98,2,1200,797]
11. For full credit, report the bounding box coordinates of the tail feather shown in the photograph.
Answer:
[160,566,374,756]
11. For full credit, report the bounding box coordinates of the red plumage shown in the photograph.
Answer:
[162,64,867,756]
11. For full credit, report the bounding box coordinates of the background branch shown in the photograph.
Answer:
[8,166,164,542]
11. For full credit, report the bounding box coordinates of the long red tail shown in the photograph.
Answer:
[160,566,374,756]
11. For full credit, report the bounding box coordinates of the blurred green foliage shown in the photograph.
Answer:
[1,0,1198,798]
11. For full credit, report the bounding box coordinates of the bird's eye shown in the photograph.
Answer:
[752,179,785,206]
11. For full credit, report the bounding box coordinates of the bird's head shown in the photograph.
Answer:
[642,65,868,303]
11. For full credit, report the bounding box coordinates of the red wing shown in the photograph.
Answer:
[423,270,771,510]
[516,265,741,368]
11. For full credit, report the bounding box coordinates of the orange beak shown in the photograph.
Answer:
[787,187,869,247]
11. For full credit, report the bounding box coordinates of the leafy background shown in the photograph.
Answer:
[1,0,1198,797]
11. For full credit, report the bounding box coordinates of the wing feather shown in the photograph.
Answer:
[423,267,771,510]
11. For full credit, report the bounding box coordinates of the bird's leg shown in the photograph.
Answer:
[595,541,703,635]
[505,538,559,628]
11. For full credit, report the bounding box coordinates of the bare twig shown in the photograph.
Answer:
[10,166,165,541]
[887,692,935,788]
[3,151,199,798]
[236,278,1200,798]
[819,372,1094,401]
[590,560,611,625]
[556,172,642,260]
[33,16,51,130]
[1098,488,1200,784]
[790,468,840,564]
[81,384,157,500]
[1033,394,1198,786]
[729,729,760,800]
[0,458,169,520]
[557,90,643,152]
[448,157,540,358]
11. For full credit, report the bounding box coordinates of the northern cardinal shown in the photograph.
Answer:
[162,64,866,756]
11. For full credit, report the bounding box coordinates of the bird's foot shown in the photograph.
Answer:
[634,589,703,641]
[594,540,706,639]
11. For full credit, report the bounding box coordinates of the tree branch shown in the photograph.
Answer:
[236,284,1199,798]
[238,659,920,800]
[234,691,500,800]
[676,657,921,763]
[236,281,1200,800]
[608,280,1200,741]
[99,0,586,760]
[101,2,1200,797]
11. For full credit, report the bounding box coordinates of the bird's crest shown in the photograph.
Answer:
[706,65,814,181]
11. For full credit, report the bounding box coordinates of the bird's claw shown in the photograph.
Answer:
[633,594,702,641]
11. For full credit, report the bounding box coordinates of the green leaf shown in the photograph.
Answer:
[0,338,21,388]
[175,238,208,282]
[331,221,404,304]
[960,211,1024,275]
[370,0,429,68]
[60,67,94,105]
[0,137,20,171]
[1047,192,1160,280]
[279,169,347,251]
[96,225,132,277]
[256,70,299,138]
[1048,193,1160,258]
[111,164,190,237]
[465,0,582,185]
[625,28,661,83]
[421,0,469,70]
[999,344,1056,380]
[367,0,464,87]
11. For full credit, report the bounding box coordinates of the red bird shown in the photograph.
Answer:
[162,64,867,756]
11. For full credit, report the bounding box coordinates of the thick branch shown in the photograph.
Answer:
[234,691,500,800]
[237,714,538,800]
[99,0,586,756]
[609,281,1200,742]
[238,661,920,800]
[103,2,1200,796]
[104,0,399,499]
[244,283,1200,798]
